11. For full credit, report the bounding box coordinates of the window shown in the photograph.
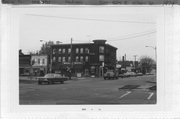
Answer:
[68,48,71,54]
[38,59,40,64]
[58,49,61,54]
[85,48,89,53]
[80,48,83,54]
[53,57,56,62]
[76,48,79,54]
[58,57,61,62]
[53,49,56,54]
[42,58,45,64]
[80,56,83,62]
[62,57,66,62]
[99,55,104,61]
[62,48,66,53]
[75,56,79,62]
[85,56,88,62]
[68,57,71,62]
[99,46,104,53]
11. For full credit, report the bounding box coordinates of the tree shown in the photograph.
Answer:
[39,41,54,55]
[139,56,156,74]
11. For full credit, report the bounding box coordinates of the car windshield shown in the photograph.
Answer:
[44,74,62,78]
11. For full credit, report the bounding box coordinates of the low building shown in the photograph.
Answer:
[50,39,117,77]
[19,50,31,76]
[31,55,48,76]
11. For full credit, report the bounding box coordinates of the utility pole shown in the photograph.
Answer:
[69,38,73,80]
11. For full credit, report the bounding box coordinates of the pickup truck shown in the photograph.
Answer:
[38,73,68,85]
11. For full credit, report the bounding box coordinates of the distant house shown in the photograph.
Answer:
[31,55,48,76]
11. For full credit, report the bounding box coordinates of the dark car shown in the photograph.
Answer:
[104,70,118,80]
[38,73,68,85]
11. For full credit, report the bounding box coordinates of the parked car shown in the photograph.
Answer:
[104,70,118,80]
[38,73,68,85]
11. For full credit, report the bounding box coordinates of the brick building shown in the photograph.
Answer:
[50,40,117,77]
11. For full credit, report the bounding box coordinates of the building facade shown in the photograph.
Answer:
[50,40,117,77]
[19,50,31,76]
[31,55,48,76]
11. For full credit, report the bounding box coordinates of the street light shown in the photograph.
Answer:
[145,46,157,62]
[145,46,157,74]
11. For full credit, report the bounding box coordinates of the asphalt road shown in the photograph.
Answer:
[19,75,156,105]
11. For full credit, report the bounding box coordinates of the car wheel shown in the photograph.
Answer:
[60,81,64,84]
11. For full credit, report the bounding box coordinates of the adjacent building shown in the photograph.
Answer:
[31,55,48,76]
[19,50,31,76]
[50,40,117,77]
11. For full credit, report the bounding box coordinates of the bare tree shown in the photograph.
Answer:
[39,41,54,55]
[139,56,156,74]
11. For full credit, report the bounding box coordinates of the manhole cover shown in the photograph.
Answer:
[119,85,140,90]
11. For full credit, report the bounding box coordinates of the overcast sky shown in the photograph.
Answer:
[19,7,156,61]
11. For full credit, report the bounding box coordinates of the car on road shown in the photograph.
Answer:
[38,73,68,85]
[104,70,118,80]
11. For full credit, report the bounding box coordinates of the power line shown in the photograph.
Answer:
[26,14,155,24]
[106,30,156,40]
[108,31,156,41]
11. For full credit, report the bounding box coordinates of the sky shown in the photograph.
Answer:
[19,7,156,61]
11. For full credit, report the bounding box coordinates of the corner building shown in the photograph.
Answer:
[51,40,117,77]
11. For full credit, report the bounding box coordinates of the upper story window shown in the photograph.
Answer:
[38,59,40,64]
[99,55,104,61]
[75,56,79,62]
[68,57,71,62]
[85,48,89,53]
[53,57,56,62]
[68,48,71,54]
[85,56,88,62]
[80,56,84,62]
[76,48,79,54]
[80,48,83,54]
[62,48,66,54]
[99,46,104,53]
[53,49,56,54]
[58,49,62,54]
[42,59,45,64]
[62,57,66,62]
[58,57,61,62]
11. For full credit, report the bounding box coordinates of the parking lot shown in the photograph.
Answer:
[19,75,156,105]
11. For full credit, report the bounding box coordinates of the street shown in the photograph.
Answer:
[19,75,156,105]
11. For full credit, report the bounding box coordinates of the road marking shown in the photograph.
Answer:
[147,92,154,100]
[119,91,131,99]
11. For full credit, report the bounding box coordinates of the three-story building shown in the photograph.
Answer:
[50,40,117,77]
